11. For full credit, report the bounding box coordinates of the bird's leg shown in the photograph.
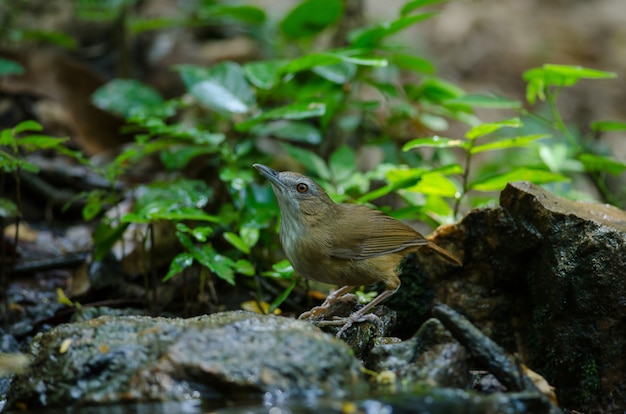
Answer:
[298,285,355,320]
[315,287,399,337]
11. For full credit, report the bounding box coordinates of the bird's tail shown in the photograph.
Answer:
[427,241,462,266]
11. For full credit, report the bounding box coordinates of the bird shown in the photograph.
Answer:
[253,163,461,336]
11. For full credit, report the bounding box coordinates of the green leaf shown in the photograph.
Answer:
[465,118,523,140]
[357,185,396,203]
[280,0,343,39]
[418,77,465,102]
[525,75,544,105]
[387,167,428,187]
[0,198,18,219]
[542,64,617,81]
[92,79,164,118]
[470,168,569,191]
[312,61,356,83]
[444,94,522,109]
[135,179,213,211]
[423,194,453,218]
[578,153,626,175]
[192,244,236,285]
[193,227,215,241]
[281,144,331,181]
[470,133,550,154]
[200,4,266,24]
[329,145,356,182]
[538,144,584,173]
[281,52,386,76]
[402,136,466,151]
[243,60,286,89]
[334,53,388,67]
[160,146,219,171]
[82,190,105,221]
[236,101,326,131]
[13,120,43,134]
[367,80,398,97]
[1,159,38,174]
[240,226,260,247]
[590,120,626,132]
[358,167,426,203]
[268,277,299,314]
[235,259,255,276]
[124,180,219,223]
[92,220,130,262]
[250,121,322,145]
[163,252,194,281]
[261,259,294,279]
[224,232,250,254]
[523,65,617,103]
[389,53,435,74]
[400,0,447,15]
[17,135,69,150]
[403,172,458,197]
[0,58,24,76]
[129,17,189,33]
[350,13,438,48]
[418,113,449,131]
[280,53,343,74]
[177,62,255,114]
[180,224,214,242]
[123,205,220,223]
[19,30,77,49]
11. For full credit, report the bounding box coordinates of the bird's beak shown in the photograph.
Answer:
[253,164,286,189]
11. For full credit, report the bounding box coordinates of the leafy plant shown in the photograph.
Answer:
[83,0,626,313]
[0,120,71,321]
[522,64,626,205]
[4,0,625,315]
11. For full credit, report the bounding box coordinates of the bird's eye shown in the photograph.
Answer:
[296,183,308,193]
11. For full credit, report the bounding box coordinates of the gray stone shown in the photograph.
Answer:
[367,318,470,389]
[4,311,364,410]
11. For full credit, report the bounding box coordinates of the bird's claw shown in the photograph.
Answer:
[314,312,382,338]
[298,293,358,320]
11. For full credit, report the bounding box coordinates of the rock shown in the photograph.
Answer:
[211,389,554,414]
[294,180,626,413]
[4,311,364,410]
[302,293,397,358]
[395,181,626,412]
[363,388,555,414]
[366,318,470,389]
[501,181,626,412]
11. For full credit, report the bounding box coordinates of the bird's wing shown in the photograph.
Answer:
[329,205,428,260]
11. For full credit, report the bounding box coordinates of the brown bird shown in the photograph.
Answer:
[253,163,461,334]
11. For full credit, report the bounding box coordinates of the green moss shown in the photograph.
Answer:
[579,357,600,401]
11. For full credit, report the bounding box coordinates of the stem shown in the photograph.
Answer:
[546,86,581,151]
[149,221,158,314]
[544,86,619,205]
[453,144,474,218]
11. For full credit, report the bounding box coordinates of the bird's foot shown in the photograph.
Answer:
[315,312,381,338]
[298,293,357,320]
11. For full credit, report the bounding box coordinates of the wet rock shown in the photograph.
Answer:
[366,318,470,389]
[501,181,626,412]
[4,311,364,410]
[303,294,396,358]
[70,305,146,322]
[397,181,626,412]
[363,389,555,414]
[212,388,554,414]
